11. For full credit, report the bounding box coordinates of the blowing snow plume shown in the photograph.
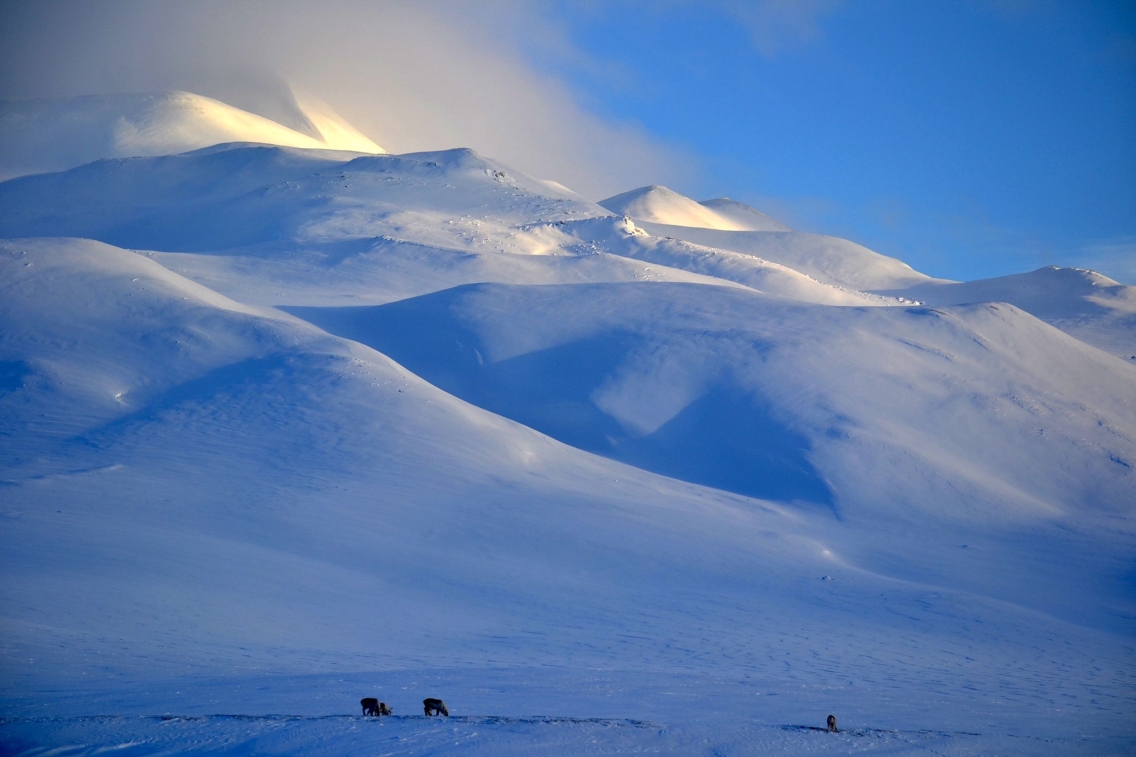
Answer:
[0,0,690,198]
[0,89,383,179]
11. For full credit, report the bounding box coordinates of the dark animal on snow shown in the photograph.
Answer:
[360,698,390,716]
[423,698,449,717]
[827,714,838,732]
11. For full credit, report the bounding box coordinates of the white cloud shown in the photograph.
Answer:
[0,0,695,199]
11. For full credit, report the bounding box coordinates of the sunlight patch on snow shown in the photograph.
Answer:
[600,185,752,231]
[291,90,384,154]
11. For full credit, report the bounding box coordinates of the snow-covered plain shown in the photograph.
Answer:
[1,94,1134,756]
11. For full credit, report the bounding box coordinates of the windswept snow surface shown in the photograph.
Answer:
[598,185,928,291]
[634,222,937,292]
[2,103,1135,755]
[0,91,384,181]
[556,216,890,305]
[886,266,1136,359]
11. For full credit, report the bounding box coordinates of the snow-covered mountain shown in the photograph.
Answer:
[1,93,1134,756]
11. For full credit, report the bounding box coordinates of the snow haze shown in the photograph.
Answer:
[0,0,689,200]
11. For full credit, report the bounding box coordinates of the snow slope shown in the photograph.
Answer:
[633,223,936,291]
[600,184,753,230]
[558,216,892,305]
[290,282,1136,519]
[289,282,1136,627]
[2,95,1135,755]
[0,91,384,180]
[886,265,1136,358]
[595,185,925,291]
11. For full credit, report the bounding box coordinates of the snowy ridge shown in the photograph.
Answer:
[1,94,1135,755]
[559,215,895,305]
[0,145,603,253]
[887,265,1136,358]
[633,222,937,291]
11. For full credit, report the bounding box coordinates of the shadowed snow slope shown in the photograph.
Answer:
[2,122,1136,754]
[0,91,384,180]
[886,266,1136,359]
[288,283,1136,596]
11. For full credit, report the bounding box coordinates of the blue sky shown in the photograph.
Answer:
[526,0,1136,282]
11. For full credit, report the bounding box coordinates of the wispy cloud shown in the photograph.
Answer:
[578,0,844,58]
[1073,236,1136,284]
[0,0,695,199]
[721,0,844,58]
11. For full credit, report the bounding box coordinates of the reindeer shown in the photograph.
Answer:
[361,698,391,716]
[423,698,449,717]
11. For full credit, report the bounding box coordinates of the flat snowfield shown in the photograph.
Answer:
[3,669,1131,756]
[1,96,1134,755]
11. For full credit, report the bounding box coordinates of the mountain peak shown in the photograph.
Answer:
[599,185,788,231]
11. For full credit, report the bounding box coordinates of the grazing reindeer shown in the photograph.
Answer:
[361,698,391,716]
[423,698,449,717]
[827,714,838,732]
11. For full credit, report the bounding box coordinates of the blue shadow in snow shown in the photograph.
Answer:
[287,290,832,507]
